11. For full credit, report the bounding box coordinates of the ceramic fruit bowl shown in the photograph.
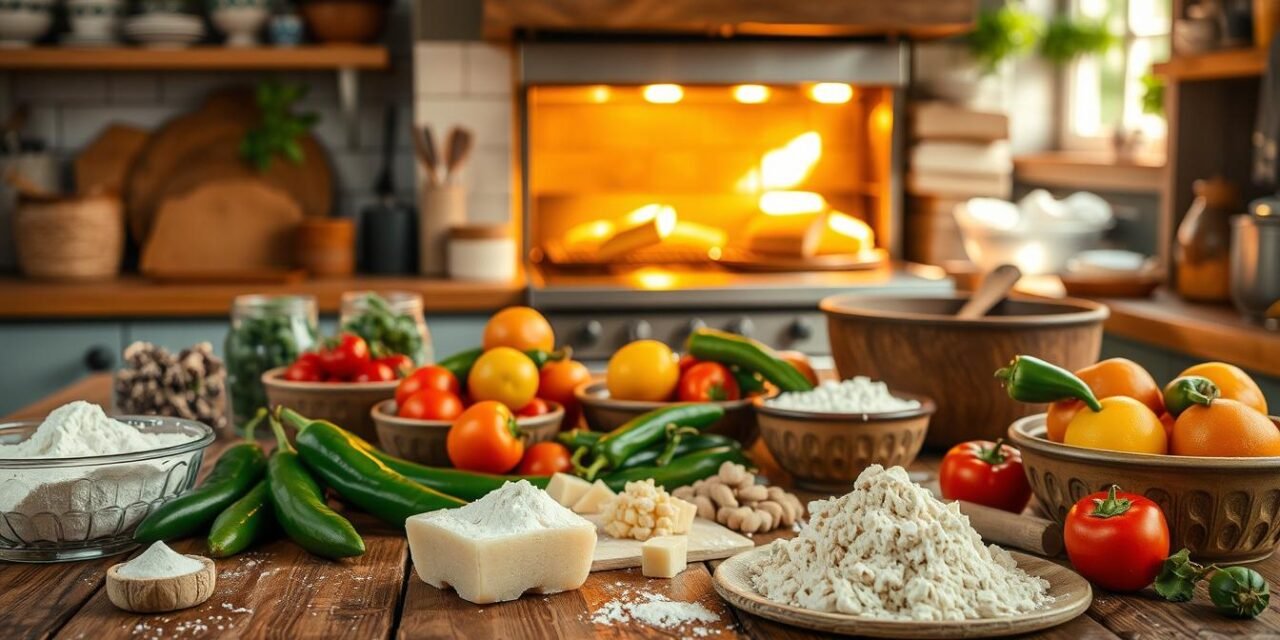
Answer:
[209,0,269,47]
[575,380,766,446]
[1010,413,1280,564]
[0,0,55,48]
[752,392,935,492]
[261,367,396,444]
[370,399,563,467]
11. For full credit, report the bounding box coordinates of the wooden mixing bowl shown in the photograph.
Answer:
[575,380,764,446]
[820,294,1107,449]
[370,399,563,467]
[1010,413,1280,564]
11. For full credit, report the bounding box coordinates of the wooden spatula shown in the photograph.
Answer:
[956,264,1022,319]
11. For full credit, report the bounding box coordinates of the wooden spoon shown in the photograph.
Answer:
[956,264,1022,319]
[106,555,217,613]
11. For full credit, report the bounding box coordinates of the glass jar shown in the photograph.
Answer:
[1175,177,1237,303]
[225,295,318,427]
[339,291,433,364]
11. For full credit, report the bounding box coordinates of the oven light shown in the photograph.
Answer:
[808,83,854,104]
[588,85,611,103]
[643,84,684,104]
[759,191,827,215]
[732,84,770,104]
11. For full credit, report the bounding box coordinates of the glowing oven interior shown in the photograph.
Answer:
[525,83,897,269]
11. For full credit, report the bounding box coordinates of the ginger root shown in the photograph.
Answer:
[672,462,804,534]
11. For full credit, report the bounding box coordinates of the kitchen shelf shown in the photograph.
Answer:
[1152,48,1266,81]
[0,46,389,71]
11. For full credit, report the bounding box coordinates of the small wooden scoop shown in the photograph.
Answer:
[956,264,1022,319]
[106,555,217,613]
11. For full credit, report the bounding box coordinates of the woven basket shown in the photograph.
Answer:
[14,194,124,280]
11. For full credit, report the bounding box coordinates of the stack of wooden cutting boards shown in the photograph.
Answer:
[83,89,333,282]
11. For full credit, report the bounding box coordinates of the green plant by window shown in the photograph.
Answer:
[967,3,1043,75]
[1140,72,1164,117]
[240,81,320,172]
[1040,16,1117,65]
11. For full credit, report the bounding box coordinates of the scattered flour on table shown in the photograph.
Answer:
[590,590,722,637]
[749,465,1052,621]
[117,541,203,579]
[419,479,589,539]
[765,377,921,414]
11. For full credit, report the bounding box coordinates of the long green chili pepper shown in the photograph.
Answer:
[293,419,465,526]
[616,433,741,470]
[134,409,269,542]
[994,354,1102,412]
[573,403,725,481]
[603,446,753,492]
[557,428,602,450]
[437,347,569,389]
[267,416,364,559]
[207,479,273,558]
[729,365,768,396]
[279,407,546,501]
[686,328,813,392]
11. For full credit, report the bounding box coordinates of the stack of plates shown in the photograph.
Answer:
[123,12,203,48]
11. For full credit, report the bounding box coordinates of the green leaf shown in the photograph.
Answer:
[1040,16,1117,65]
[1154,549,1211,603]
[967,4,1043,75]
[282,140,304,164]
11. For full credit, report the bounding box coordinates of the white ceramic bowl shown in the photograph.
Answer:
[0,0,55,48]
[67,0,124,40]
[211,6,269,47]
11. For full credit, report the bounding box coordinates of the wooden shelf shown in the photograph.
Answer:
[0,46,390,71]
[0,275,525,319]
[1153,48,1266,81]
[1014,151,1165,193]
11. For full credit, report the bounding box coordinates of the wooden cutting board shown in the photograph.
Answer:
[74,124,150,196]
[139,177,303,277]
[124,88,332,244]
[588,515,754,572]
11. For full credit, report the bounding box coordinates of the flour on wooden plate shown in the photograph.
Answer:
[749,465,1051,621]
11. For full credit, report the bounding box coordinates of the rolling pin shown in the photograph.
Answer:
[956,500,1064,557]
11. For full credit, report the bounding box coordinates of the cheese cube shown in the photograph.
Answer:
[641,536,688,579]
[406,481,597,604]
[571,480,616,514]
[671,497,696,534]
[546,472,592,508]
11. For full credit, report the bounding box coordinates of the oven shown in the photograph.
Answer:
[515,40,952,362]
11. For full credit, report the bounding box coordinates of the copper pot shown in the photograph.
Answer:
[300,0,387,44]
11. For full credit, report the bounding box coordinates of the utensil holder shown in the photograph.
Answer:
[419,183,466,276]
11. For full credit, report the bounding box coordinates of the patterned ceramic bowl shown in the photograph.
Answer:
[261,367,397,445]
[370,399,563,467]
[1010,413,1280,564]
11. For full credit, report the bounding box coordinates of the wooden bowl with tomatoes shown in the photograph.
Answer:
[370,399,563,467]
[1010,413,1280,564]
[261,367,398,444]
[575,380,768,446]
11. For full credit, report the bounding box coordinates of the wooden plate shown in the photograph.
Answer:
[713,547,1092,638]
[1059,271,1162,298]
[715,248,886,272]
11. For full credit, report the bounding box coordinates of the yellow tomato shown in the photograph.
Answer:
[1064,396,1167,455]
[483,306,555,352]
[468,347,539,410]
[607,340,679,402]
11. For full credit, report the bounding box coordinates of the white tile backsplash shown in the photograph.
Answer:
[108,73,160,104]
[465,147,511,195]
[414,42,465,96]
[15,73,106,103]
[414,97,510,150]
[463,43,512,96]
[59,105,181,153]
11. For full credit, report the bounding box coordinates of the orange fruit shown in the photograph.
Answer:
[1044,358,1164,442]
[1179,362,1268,416]
[1159,412,1176,440]
[483,306,555,353]
[1064,396,1167,454]
[1171,398,1280,457]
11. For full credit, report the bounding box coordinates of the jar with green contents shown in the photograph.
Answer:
[339,291,432,365]
[225,295,318,427]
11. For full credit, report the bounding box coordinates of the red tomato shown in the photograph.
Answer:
[678,354,701,374]
[296,352,324,369]
[537,359,592,426]
[517,442,573,475]
[396,365,461,406]
[354,360,397,383]
[938,439,1032,513]
[283,360,322,382]
[377,354,415,378]
[447,401,524,473]
[398,389,464,421]
[1064,485,1169,592]
[319,333,370,379]
[677,362,741,402]
[517,397,550,417]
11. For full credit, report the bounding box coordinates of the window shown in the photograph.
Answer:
[1063,0,1171,151]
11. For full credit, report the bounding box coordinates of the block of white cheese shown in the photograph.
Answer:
[572,480,616,514]
[641,536,688,578]
[406,480,597,604]
[671,497,696,535]
[546,472,592,508]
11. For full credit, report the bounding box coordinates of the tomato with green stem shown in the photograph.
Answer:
[1065,485,1169,592]
[396,365,461,406]
[447,401,525,474]
[319,333,370,379]
[677,362,741,402]
[937,439,1031,513]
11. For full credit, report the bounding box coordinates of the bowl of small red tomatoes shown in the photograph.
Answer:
[262,332,415,444]
[369,363,564,467]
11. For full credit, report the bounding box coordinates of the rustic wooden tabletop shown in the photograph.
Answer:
[3,374,1278,639]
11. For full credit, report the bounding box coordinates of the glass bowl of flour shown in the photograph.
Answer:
[0,402,214,563]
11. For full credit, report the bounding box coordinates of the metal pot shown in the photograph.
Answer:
[1230,198,1280,326]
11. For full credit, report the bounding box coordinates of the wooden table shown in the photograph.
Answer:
[5,376,1279,639]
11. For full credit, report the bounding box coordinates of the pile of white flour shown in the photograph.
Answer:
[117,541,204,579]
[749,465,1051,621]
[422,479,590,539]
[0,402,197,542]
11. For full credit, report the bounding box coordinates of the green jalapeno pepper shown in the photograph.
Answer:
[573,403,725,481]
[616,433,741,470]
[1162,375,1220,417]
[134,425,268,543]
[686,329,813,392]
[557,428,601,450]
[994,355,1102,412]
[603,446,753,492]
[207,479,273,558]
[1209,566,1270,618]
[267,417,364,559]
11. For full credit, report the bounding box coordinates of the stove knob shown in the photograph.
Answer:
[788,317,814,341]
[727,316,754,338]
[678,318,707,341]
[578,320,604,346]
[626,320,653,342]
